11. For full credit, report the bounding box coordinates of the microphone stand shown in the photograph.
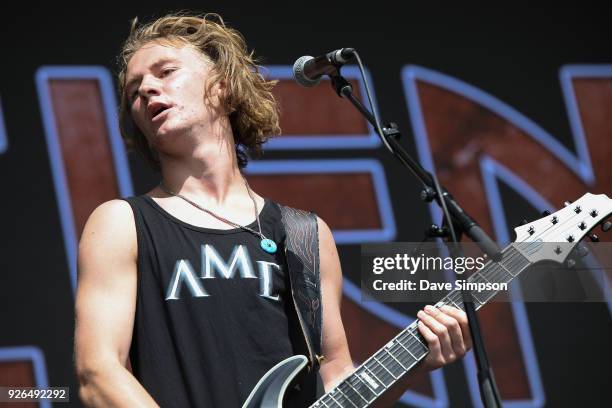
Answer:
[328,74,503,408]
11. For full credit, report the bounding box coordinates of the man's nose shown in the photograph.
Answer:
[139,75,162,98]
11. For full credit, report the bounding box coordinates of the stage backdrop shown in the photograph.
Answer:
[1,3,611,407]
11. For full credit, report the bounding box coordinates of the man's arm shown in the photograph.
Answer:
[316,216,472,407]
[316,217,354,390]
[74,200,159,407]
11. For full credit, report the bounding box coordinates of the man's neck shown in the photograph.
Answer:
[158,139,247,206]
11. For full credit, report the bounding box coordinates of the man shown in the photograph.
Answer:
[74,13,472,407]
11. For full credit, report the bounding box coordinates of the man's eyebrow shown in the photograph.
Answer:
[125,58,180,92]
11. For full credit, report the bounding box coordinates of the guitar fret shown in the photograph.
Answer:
[329,396,343,408]
[321,394,340,408]
[487,264,512,284]
[399,329,428,359]
[337,387,358,408]
[337,381,365,408]
[470,274,486,284]
[471,273,498,302]
[387,349,408,370]
[396,329,411,342]
[353,371,376,393]
[413,340,429,358]
[452,294,466,307]
[447,297,461,309]
[376,353,399,378]
[373,355,398,379]
[330,389,348,407]
[364,365,386,389]
[450,291,464,306]
[379,349,404,377]
[365,359,394,386]
[408,328,428,350]
[346,380,369,404]
[321,396,342,408]
[508,249,530,270]
[386,340,416,371]
[498,259,516,277]
[351,371,380,398]
[499,252,529,281]
[397,338,417,360]
[405,339,428,359]
[468,288,485,305]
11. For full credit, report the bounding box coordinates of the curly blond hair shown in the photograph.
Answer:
[116,12,280,170]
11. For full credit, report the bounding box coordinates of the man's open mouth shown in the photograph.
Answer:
[152,106,170,120]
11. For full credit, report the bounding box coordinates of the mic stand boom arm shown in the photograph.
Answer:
[329,74,503,408]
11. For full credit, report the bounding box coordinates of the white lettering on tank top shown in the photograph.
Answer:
[201,244,257,279]
[165,244,282,301]
[165,259,209,300]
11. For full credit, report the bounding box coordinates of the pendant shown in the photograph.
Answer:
[260,238,277,254]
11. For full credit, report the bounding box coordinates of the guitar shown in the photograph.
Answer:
[243,192,612,408]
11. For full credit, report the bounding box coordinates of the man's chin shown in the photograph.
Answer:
[150,125,188,146]
[152,123,178,139]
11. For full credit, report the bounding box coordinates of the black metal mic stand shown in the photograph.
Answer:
[328,74,503,408]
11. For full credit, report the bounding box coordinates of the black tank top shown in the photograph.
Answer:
[124,195,306,407]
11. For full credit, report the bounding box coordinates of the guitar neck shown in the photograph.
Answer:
[311,244,532,408]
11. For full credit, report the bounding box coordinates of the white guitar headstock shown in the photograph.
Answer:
[513,193,612,264]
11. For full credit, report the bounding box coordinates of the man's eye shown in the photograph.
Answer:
[161,68,176,77]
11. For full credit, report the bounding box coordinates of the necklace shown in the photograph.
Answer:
[158,178,278,254]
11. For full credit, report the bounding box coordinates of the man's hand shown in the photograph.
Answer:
[416,305,473,370]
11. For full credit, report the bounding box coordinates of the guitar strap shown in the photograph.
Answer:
[277,203,323,370]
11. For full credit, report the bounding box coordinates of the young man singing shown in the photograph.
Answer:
[74,13,472,407]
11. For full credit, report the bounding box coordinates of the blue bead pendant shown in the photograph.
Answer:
[260,238,277,254]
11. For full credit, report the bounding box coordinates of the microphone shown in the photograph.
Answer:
[292,48,355,87]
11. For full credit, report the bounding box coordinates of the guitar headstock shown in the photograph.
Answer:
[513,192,612,264]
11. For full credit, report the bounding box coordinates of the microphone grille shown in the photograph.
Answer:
[292,55,321,88]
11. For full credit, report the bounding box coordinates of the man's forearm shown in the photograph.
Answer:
[78,361,159,407]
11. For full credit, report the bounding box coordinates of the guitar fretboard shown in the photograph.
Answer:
[310,244,532,408]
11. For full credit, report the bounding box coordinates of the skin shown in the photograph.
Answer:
[74,40,472,407]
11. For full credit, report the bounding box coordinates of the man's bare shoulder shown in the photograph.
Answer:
[79,199,137,260]
[82,199,134,235]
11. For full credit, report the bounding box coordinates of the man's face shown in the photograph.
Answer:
[125,41,222,151]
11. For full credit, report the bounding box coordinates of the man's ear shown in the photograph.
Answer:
[216,78,228,98]
[210,78,230,113]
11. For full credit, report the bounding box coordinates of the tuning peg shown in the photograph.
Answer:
[520,219,529,225]
[576,244,589,258]
[566,258,576,268]
[542,210,551,216]
[588,233,600,242]
[564,201,573,207]
[602,221,612,233]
